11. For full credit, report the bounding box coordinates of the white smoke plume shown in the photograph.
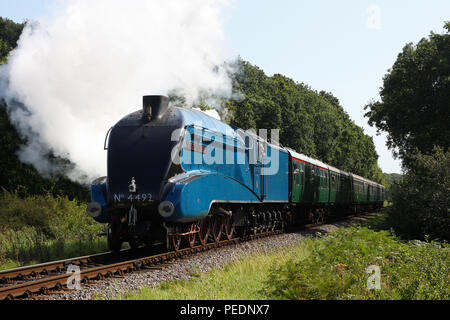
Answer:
[0,0,233,184]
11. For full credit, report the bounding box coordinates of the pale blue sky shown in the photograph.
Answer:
[1,0,449,174]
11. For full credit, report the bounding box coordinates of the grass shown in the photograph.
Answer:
[121,224,449,300]
[264,227,449,300]
[0,232,108,270]
[0,191,107,270]
[119,244,308,300]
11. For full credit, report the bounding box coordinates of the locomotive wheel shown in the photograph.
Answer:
[235,226,246,238]
[171,224,182,252]
[128,238,140,250]
[199,218,211,246]
[264,213,270,232]
[224,216,235,240]
[171,234,182,252]
[108,222,122,253]
[187,223,198,248]
[212,217,224,242]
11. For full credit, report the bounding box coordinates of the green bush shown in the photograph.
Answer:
[387,147,450,241]
[263,227,449,300]
[0,190,100,238]
[0,191,106,268]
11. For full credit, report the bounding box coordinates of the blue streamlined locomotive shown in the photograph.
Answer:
[88,95,385,252]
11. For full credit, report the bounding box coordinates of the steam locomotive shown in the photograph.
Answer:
[87,95,385,252]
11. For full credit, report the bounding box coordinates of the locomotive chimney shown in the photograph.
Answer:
[143,95,170,121]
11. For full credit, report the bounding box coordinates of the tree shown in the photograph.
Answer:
[365,22,450,165]
[228,98,256,130]
[386,147,449,241]
[0,39,12,64]
[365,22,450,240]
[0,17,25,63]
[227,58,386,183]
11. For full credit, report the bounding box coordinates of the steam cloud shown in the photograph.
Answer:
[0,0,233,184]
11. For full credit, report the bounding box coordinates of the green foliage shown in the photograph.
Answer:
[120,243,308,300]
[386,147,450,241]
[0,17,24,49]
[228,59,385,183]
[122,226,449,300]
[0,190,100,238]
[0,38,12,64]
[263,227,450,300]
[0,191,106,268]
[0,226,107,270]
[365,22,450,165]
[0,17,24,64]
[365,22,449,241]
[383,173,404,201]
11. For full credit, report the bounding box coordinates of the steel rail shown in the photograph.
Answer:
[0,251,115,282]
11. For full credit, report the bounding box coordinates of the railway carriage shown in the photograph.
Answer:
[327,165,353,210]
[88,95,385,252]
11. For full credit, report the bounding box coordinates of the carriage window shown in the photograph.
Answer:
[293,162,300,184]
[300,165,303,184]
[245,136,251,148]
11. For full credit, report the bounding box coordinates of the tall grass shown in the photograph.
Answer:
[263,227,449,300]
[121,227,449,300]
[119,244,307,300]
[0,191,107,270]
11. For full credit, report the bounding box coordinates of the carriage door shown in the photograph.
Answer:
[250,140,267,200]
[247,137,263,200]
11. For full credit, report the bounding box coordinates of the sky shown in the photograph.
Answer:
[1,0,449,174]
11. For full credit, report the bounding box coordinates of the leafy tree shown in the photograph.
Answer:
[365,22,450,240]
[387,147,449,241]
[365,22,450,165]
[0,17,24,63]
[0,39,12,64]
[228,98,256,130]
[0,17,25,49]
[228,58,386,183]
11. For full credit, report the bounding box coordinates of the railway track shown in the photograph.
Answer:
[0,210,382,300]
[0,229,284,300]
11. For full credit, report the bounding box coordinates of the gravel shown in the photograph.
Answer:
[33,215,372,300]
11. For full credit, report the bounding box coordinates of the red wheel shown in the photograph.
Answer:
[171,225,183,251]
[187,223,198,248]
[199,218,210,246]
[212,217,223,242]
[171,235,181,252]
[224,216,235,240]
